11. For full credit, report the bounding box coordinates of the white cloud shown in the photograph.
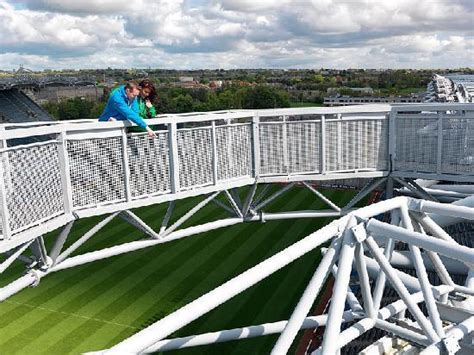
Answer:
[1,0,473,69]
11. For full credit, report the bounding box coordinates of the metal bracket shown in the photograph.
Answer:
[351,223,367,243]
[443,336,461,355]
[28,270,41,287]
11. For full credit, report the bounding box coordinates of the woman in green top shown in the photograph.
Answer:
[137,79,157,120]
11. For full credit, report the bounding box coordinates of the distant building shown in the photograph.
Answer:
[179,76,194,82]
[209,80,223,89]
[33,85,104,104]
[327,87,374,95]
[324,95,423,106]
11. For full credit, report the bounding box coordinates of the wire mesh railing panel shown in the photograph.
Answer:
[363,119,388,170]
[216,124,252,181]
[259,123,286,175]
[127,133,171,198]
[178,128,213,189]
[325,119,388,172]
[68,137,126,207]
[287,122,320,174]
[394,117,438,173]
[341,121,361,170]
[325,121,339,172]
[441,118,474,175]
[4,143,64,232]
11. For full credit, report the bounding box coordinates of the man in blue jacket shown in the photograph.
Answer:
[99,81,156,137]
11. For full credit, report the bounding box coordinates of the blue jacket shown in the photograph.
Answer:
[98,85,147,129]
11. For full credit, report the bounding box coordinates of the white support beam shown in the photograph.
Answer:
[145,312,358,353]
[321,218,357,354]
[271,237,342,354]
[105,218,343,353]
[55,212,119,265]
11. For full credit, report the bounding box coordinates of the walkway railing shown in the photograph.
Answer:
[0,103,473,250]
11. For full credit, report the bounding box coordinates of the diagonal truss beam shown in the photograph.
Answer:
[271,237,342,354]
[55,212,119,265]
[342,177,387,211]
[119,210,160,239]
[224,190,243,218]
[0,240,34,274]
[161,192,221,237]
[159,201,175,235]
[253,183,295,211]
[302,182,341,212]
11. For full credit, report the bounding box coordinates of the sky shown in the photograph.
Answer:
[0,0,473,70]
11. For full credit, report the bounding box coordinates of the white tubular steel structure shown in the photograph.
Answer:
[0,103,473,354]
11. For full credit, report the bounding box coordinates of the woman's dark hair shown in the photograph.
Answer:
[139,79,157,102]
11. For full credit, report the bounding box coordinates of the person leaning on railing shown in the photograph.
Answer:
[98,81,156,137]
[137,79,157,120]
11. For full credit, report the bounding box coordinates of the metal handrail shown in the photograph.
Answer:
[0,103,473,246]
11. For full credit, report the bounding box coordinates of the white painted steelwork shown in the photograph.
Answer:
[0,103,473,354]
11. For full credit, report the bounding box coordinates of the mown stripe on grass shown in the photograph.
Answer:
[102,186,303,347]
[0,199,192,328]
[1,202,225,353]
[165,189,354,354]
[176,201,323,354]
[37,201,231,354]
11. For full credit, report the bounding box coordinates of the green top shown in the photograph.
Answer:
[137,96,157,120]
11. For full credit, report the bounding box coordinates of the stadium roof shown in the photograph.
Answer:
[425,73,474,103]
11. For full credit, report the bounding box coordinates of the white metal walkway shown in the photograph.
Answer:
[0,103,473,354]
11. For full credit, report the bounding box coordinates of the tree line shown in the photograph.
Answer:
[42,85,291,120]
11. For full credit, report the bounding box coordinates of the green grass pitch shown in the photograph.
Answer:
[0,185,358,354]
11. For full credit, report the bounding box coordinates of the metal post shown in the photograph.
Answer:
[211,121,218,185]
[320,115,326,174]
[282,116,288,174]
[337,113,342,169]
[330,285,452,352]
[251,113,260,178]
[168,122,180,194]
[388,109,397,171]
[121,128,132,202]
[57,131,74,214]
[0,126,11,240]
[436,111,443,174]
